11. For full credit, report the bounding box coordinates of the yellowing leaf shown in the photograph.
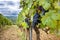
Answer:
[53,1,60,9]
[21,22,29,29]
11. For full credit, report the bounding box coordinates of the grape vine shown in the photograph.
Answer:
[17,0,60,34]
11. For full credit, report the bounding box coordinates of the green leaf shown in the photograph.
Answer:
[42,2,51,10]
[21,22,29,29]
[51,13,60,20]
[41,10,59,29]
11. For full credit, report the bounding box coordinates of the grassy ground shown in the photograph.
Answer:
[0,25,60,40]
[0,25,26,40]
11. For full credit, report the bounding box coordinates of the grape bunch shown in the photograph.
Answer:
[25,14,31,26]
[32,6,49,28]
[25,18,30,26]
[32,12,41,27]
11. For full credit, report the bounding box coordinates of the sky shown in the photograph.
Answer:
[0,0,21,16]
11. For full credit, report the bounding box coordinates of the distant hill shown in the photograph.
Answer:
[0,14,13,26]
[5,16,17,24]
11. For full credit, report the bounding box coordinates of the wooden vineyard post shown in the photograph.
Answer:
[29,26,32,40]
